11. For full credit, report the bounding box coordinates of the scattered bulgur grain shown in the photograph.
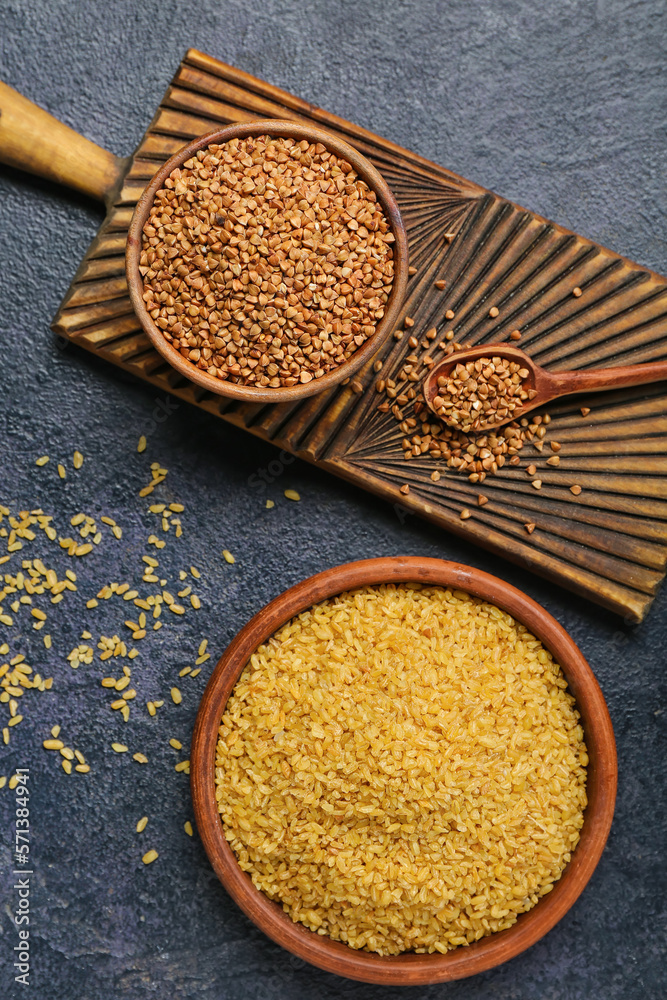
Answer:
[111,743,129,753]
[136,816,148,833]
[222,550,235,564]
[142,849,158,865]
[58,464,66,480]
[169,738,183,750]
[265,500,275,509]
[184,821,193,837]
[133,753,148,764]
[284,490,301,502]
[171,687,182,705]
[73,451,84,469]
[36,456,50,466]
[137,436,147,453]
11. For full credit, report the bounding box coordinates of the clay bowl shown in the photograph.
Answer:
[190,557,616,986]
[126,120,408,403]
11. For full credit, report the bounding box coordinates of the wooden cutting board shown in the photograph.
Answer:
[42,49,667,622]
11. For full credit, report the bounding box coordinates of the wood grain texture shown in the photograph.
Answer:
[0,80,128,206]
[51,48,667,622]
[190,557,617,985]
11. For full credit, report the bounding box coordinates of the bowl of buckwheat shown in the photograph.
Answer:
[126,120,408,402]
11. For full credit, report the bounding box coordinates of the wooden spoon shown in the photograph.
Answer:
[423,343,667,431]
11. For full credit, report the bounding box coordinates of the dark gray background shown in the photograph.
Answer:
[0,1,665,998]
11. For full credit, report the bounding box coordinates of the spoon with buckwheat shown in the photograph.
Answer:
[422,343,667,433]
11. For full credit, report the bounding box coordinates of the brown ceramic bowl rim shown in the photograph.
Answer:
[126,120,408,403]
[190,557,617,985]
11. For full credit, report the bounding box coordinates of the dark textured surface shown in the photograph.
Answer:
[0,1,665,998]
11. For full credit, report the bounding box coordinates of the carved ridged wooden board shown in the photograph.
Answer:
[52,49,667,623]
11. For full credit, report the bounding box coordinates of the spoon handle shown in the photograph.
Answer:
[552,359,667,395]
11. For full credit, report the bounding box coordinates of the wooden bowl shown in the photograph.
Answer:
[126,120,408,403]
[190,557,616,985]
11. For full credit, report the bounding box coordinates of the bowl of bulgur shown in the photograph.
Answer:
[191,557,616,985]
[126,120,408,402]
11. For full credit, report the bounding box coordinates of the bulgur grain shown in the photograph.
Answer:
[216,584,587,956]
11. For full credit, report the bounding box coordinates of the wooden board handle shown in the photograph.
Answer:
[0,80,126,205]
